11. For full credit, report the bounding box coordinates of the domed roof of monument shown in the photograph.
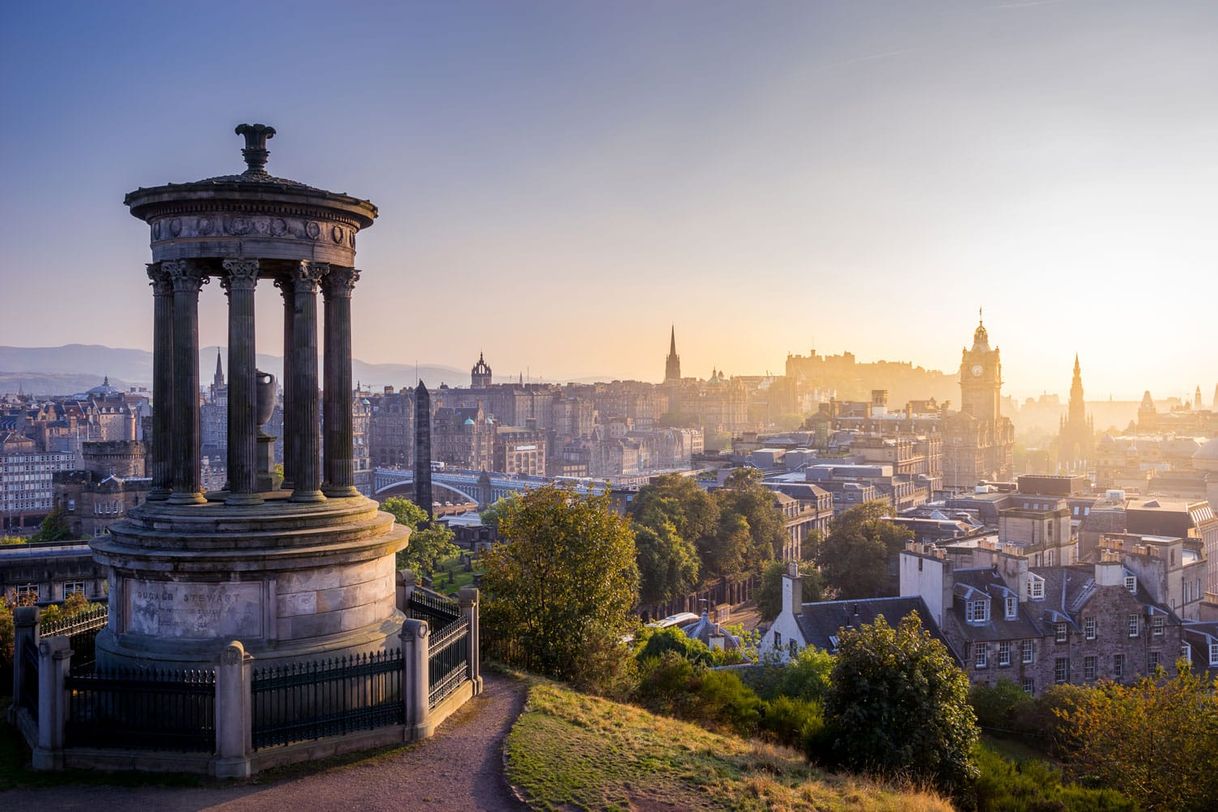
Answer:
[125,123,377,229]
[85,376,119,397]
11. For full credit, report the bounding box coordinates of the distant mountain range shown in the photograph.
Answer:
[0,345,466,396]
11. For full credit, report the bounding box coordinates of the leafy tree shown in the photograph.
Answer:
[630,474,719,545]
[1054,665,1218,811]
[482,486,638,682]
[635,520,700,606]
[30,505,73,542]
[479,494,517,536]
[714,468,786,566]
[822,612,979,797]
[816,501,912,598]
[702,513,751,579]
[382,496,459,578]
[755,559,823,622]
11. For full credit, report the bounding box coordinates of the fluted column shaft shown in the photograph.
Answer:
[222,259,261,505]
[323,267,360,497]
[289,262,325,502]
[164,260,208,504]
[146,264,174,500]
[276,277,296,490]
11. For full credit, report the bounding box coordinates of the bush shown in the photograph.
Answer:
[972,744,1135,811]
[759,695,824,750]
[634,652,763,738]
[970,679,1034,733]
[635,626,715,666]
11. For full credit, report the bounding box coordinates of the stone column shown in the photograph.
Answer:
[275,276,296,490]
[164,259,208,504]
[402,618,432,740]
[12,606,38,713]
[32,636,71,770]
[396,568,417,614]
[289,261,325,502]
[146,264,174,500]
[214,641,253,779]
[221,260,262,505]
[458,586,482,695]
[322,267,360,497]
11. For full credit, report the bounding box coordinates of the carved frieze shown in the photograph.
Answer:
[148,212,362,246]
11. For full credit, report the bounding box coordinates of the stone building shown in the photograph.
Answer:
[470,352,492,388]
[368,385,416,469]
[53,441,150,539]
[432,406,494,471]
[0,541,109,605]
[493,425,546,476]
[900,546,1186,693]
[1,431,77,531]
[943,319,1015,490]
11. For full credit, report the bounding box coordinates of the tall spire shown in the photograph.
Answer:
[670,325,677,356]
[212,348,224,391]
[664,325,682,383]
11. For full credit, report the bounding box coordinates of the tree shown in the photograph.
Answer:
[755,559,823,622]
[1054,666,1218,811]
[382,496,459,578]
[816,501,911,598]
[482,486,638,682]
[702,513,751,580]
[822,612,979,797]
[630,474,719,545]
[30,505,73,543]
[635,520,700,606]
[714,468,785,567]
[479,494,517,537]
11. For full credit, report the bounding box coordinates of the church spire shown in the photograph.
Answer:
[664,325,681,383]
[212,348,224,391]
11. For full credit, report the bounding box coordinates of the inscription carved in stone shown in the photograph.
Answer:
[126,579,264,640]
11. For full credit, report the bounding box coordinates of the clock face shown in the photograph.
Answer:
[971,364,984,377]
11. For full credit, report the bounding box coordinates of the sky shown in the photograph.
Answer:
[1,0,1215,401]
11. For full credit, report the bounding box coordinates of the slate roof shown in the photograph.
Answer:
[795,596,952,658]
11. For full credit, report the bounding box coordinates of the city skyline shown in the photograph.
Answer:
[2,1,1217,399]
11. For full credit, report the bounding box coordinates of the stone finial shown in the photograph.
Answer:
[235,123,276,175]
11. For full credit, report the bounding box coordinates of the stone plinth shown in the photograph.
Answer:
[92,493,408,669]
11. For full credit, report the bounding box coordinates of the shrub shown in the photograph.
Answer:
[635,626,715,666]
[969,679,1034,733]
[759,695,824,750]
[634,652,763,738]
[972,744,1135,811]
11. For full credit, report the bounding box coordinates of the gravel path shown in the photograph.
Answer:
[0,673,526,812]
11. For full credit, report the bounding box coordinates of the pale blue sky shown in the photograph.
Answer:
[1,1,1215,399]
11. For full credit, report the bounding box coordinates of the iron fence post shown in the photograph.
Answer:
[32,636,71,770]
[458,587,482,695]
[214,641,253,778]
[402,618,432,740]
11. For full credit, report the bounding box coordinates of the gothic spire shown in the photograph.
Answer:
[670,325,677,356]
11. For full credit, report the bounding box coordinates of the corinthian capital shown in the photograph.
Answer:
[220,259,260,294]
[162,259,209,293]
[323,266,360,299]
[146,263,174,296]
[287,261,327,294]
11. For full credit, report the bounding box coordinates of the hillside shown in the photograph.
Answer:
[504,681,950,812]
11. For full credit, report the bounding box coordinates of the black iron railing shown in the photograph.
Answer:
[64,668,216,752]
[428,617,469,709]
[407,589,460,626]
[42,604,108,675]
[19,640,39,722]
[251,649,404,750]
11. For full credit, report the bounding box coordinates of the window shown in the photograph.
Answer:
[1113,653,1125,679]
[1210,643,1218,667]
[1148,651,1161,672]
[975,643,988,669]
[1084,617,1097,640]
[1152,615,1165,637]
[1055,622,1068,643]
[773,631,781,648]
[1022,678,1035,695]
[63,581,85,598]
[1180,645,1191,664]
[1021,639,1035,664]
[1127,614,1140,637]
[998,641,1011,667]
[967,598,990,624]
[1028,575,1044,601]
[1054,657,1070,684]
[1084,656,1097,681]
[1004,595,1017,620]
[15,583,39,603]
[1045,548,1054,566]
[788,640,798,658]
[1124,575,1137,594]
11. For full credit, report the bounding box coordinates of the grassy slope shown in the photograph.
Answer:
[505,681,951,812]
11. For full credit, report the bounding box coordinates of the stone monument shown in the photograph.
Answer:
[93,124,409,668]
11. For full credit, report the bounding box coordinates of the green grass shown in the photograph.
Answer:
[504,681,952,812]
[432,554,482,596]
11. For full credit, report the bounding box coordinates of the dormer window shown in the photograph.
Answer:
[1027,574,1045,601]
[966,598,990,624]
[1124,575,1136,594]
[1004,595,1017,620]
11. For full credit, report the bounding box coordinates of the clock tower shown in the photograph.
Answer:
[960,317,1002,423]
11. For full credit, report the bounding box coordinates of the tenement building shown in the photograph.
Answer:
[943,318,1015,490]
[52,441,150,538]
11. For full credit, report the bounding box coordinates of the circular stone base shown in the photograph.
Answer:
[91,493,409,671]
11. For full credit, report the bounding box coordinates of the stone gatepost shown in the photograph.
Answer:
[32,636,71,770]
[401,618,431,740]
[214,641,253,779]
[11,606,39,717]
[396,568,416,613]
[458,587,482,695]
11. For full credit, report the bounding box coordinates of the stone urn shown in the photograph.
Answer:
[256,370,276,433]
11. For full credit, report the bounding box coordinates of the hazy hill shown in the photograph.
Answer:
[0,345,465,395]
